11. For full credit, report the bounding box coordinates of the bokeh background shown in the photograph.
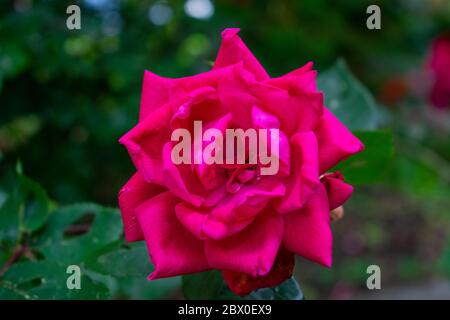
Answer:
[1,0,450,299]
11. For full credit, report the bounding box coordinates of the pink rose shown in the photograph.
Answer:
[428,33,450,108]
[118,28,364,295]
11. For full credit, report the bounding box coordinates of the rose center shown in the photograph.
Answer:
[225,163,260,193]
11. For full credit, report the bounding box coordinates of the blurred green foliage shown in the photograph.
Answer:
[0,0,449,299]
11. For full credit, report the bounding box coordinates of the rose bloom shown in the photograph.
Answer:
[428,33,450,109]
[119,29,364,295]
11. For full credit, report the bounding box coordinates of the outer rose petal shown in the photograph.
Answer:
[118,172,166,242]
[139,71,173,121]
[321,171,353,210]
[282,184,332,267]
[119,102,173,185]
[267,69,318,95]
[222,247,295,296]
[284,61,314,77]
[274,131,320,214]
[315,109,365,174]
[139,63,242,121]
[213,28,269,81]
[135,191,210,279]
[205,208,284,277]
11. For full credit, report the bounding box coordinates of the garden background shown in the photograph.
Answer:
[0,0,450,299]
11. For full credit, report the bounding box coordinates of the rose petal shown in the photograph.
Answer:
[178,178,285,240]
[315,109,365,173]
[217,62,258,129]
[251,105,280,129]
[139,71,173,121]
[194,113,232,191]
[135,191,210,279]
[170,86,223,131]
[162,142,205,206]
[222,247,295,296]
[118,173,166,242]
[321,171,353,210]
[175,202,254,240]
[284,61,314,77]
[267,69,318,94]
[119,102,173,185]
[211,178,285,224]
[213,28,269,81]
[139,63,241,123]
[282,184,332,267]
[274,131,320,214]
[205,208,284,277]
[253,76,324,135]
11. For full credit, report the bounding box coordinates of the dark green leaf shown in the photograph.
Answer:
[317,59,385,131]
[0,261,109,299]
[0,186,21,243]
[19,174,49,232]
[245,277,303,300]
[0,165,49,242]
[114,276,181,300]
[88,242,153,278]
[333,130,394,184]
[183,271,304,300]
[34,203,123,265]
[183,270,240,300]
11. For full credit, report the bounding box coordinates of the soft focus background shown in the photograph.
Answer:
[0,0,449,299]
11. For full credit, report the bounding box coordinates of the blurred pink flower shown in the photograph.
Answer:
[118,28,363,295]
[428,33,450,108]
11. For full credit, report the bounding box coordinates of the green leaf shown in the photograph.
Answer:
[0,200,123,300]
[245,277,303,300]
[114,276,181,300]
[183,271,303,300]
[19,174,49,232]
[183,270,240,300]
[0,186,21,243]
[0,261,109,300]
[0,165,49,242]
[88,242,153,278]
[34,203,123,265]
[332,130,394,184]
[317,59,385,131]
[85,242,183,299]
